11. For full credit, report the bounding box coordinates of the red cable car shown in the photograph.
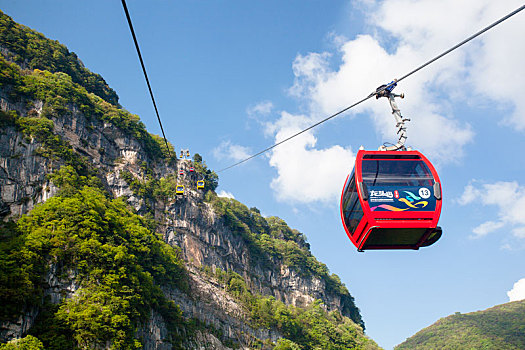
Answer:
[340,149,442,251]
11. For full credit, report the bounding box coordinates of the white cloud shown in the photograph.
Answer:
[268,117,355,203]
[289,23,474,164]
[507,278,525,302]
[371,0,525,129]
[512,227,525,239]
[289,52,332,99]
[457,183,480,205]
[262,0,525,204]
[246,101,277,138]
[459,181,525,239]
[467,2,525,130]
[213,140,251,162]
[472,221,504,238]
[217,190,235,199]
[247,101,274,118]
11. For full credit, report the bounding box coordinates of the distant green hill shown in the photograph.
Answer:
[396,300,525,349]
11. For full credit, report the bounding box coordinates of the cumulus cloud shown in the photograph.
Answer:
[287,17,475,164]
[512,227,525,239]
[268,113,355,203]
[458,181,525,239]
[457,183,479,205]
[246,101,276,137]
[472,221,504,238]
[370,0,525,130]
[217,190,235,199]
[263,0,525,204]
[507,278,525,302]
[213,140,251,162]
[247,101,274,118]
[467,2,525,130]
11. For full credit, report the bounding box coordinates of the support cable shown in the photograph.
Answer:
[218,4,525,173]
[218,94,374,172]
[121,0,172,158]
[395,4,525,85]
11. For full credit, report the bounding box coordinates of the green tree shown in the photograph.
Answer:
[193,154,219,192]
[1,166,187,349]
[274,338,301,350]
[0,335,44,350]
[0,10,118,105]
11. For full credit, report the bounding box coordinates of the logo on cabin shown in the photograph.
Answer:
[403,191,421,202]
[370,190,393,198]
[370,186,435,212]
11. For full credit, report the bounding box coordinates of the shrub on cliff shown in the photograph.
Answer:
[0,167,186,349]
[0,10,118,105]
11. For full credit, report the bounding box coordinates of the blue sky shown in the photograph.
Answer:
[3,1,525,348]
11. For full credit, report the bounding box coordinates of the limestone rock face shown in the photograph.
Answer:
[0,120,56,219]
[0,72,362,350]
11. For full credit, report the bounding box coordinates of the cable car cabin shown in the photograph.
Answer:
[178,170,184,176]
[340,150,442,251]
[196,180,205,189]
[189,167,195,172]
[176,185,184,195]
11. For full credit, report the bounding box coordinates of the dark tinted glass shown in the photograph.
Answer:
[362,160,434,186]
[342,172,363,233]
[362,228,428,248]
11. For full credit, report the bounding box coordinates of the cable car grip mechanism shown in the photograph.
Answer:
[374,80,410,152]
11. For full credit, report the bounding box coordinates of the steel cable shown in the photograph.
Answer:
[218,4,525,173]
[121,0,172,158]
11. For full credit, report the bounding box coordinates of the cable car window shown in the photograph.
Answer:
[342,173,363,233]
[362,160,434,187]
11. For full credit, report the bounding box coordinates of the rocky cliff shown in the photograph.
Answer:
[0,10,379,349]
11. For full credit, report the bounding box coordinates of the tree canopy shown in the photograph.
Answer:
[0,10,119,105]
[396,300,525,349]
[0,167,186,349]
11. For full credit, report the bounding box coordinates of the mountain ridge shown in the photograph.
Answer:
[0,10,379,349]
[396,299,525,349]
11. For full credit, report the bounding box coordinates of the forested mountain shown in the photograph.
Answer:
[0,10,380,349]
[396,300,525,349]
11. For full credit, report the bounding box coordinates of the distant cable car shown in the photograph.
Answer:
[189,167,195,172]
[176,185,184,195]
[340,149,442,251]
[196,180,205,189]
[178,170,184,176]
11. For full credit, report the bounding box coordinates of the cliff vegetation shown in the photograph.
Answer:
[0,9,378,349]
[0,10,118,105]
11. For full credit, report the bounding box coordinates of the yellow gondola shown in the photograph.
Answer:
[196,180,205,189]
[176,185,184,195]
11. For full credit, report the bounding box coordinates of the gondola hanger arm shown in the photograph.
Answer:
[374,80,410,151]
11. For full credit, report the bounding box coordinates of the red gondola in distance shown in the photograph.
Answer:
[340,149,442,251]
